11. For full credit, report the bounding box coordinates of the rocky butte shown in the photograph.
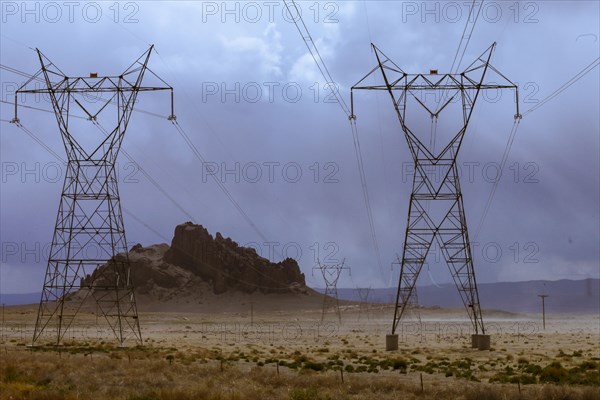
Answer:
[82,222,308,300]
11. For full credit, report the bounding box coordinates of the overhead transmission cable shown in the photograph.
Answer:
[442,0,516,240]
[3,66,198,228]
[475,56,599,237]
[2,65,201,224]
[4,61,279,257]
[433,0,484,118]
[0,64,169,120]
[1,99,87,120]
[524,57,600,117]
[283,0,350,116]
[169,119,271,244]
[5,105,293,292]
[93,122,196,222]
[283,0,385,280]
[3,51,299,290]
[473,118,520,239]
[450,0,485,74]
[11,120,65,162]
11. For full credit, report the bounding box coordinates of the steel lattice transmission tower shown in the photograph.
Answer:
[355,286,371,320]
[351,43,520,349]
[314,259,349,322]
[13,46,174,346]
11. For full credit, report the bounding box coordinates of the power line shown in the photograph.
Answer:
[283,0,351,117]
[3,64,198,224]
[284,0,385,280]
[0,99,87,120]
[3,98,197,224]
[93,121,197,222]
[0,64,169,120]
[474,118,521,239]
[5,61,283,260]
[475,56,599,236]
[3,47,299,294]
[170,119,271,245]
[7,121,297,292]
[351,120,384,279]
[11,121,65,162]
[450,0,485,74]
[433,0,484,120]
[524,57,600,117]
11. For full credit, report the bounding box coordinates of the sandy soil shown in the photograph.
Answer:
[2,301,598,363]
[0,299,598,399]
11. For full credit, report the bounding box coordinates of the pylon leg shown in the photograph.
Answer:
[392,188,435,334]
[392,160,484,335]
[33,159,142,346]
[436,167,484,334]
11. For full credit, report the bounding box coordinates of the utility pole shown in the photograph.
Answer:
[538,294,548,330]
[351,42,520,351]
[14,46,174,347]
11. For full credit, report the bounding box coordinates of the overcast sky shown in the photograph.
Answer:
[1,0,598,293]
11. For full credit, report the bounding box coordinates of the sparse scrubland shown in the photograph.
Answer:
[1,305,598,400]
[1,335,599,399]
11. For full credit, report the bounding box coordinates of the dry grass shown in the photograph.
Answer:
[1,346,598,400]
[1,306,598,399]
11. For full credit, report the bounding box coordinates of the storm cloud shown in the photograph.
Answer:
[0,0,598,293]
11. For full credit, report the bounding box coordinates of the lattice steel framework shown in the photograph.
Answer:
[13,46,174,346]
[351,43,520,336]
[391,255,421,325]
[314,259,349,322]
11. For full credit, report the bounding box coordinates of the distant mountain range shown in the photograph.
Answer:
[0,292,40,306]
[2,279,598,314]
[317,279,599,314]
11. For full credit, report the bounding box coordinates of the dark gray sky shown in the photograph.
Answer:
[1,1,598,293]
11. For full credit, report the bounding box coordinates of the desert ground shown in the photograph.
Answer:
[0,297,598,400]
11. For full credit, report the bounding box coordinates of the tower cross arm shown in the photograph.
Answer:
[352,83,516,91]
[16,86,172,95]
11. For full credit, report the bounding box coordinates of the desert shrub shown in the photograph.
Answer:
[577,361,598,371]
[392,358,408,371]
[355,365,367,373]
[302,361,324,371]
[522,363,543,375]
[540,362,569,384]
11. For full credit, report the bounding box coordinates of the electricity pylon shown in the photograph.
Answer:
[351,43,520,340]
[13,46,174,346]
[314,259,349,323]
[356,286,371,320]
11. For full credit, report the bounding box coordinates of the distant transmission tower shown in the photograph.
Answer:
[314,259,349,322]
[355,286,371,320]
[13,46,174,346]
[351,43,520,350]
